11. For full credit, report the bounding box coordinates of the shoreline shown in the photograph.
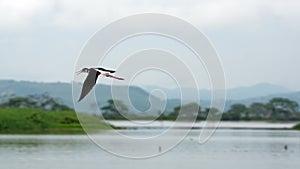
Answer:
[0,121,298,134]
[107,120,298,130]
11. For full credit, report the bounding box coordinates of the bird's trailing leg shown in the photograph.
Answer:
[105,74,125,80]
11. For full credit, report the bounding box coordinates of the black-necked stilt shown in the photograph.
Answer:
[76,67,124,102]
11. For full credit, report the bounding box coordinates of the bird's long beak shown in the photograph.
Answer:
[76,70,82,75]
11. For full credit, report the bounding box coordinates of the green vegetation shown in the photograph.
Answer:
[222,98,300,121]
[100,98,300,122]
[0,108,110,134]
[0,94,110,134]
[1,93,300,134]
[293,123,300,130]
[0,94,71,111]
[101,99,128,120]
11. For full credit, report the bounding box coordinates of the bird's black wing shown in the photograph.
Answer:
[95,67,116,73]
[78,69,100,101]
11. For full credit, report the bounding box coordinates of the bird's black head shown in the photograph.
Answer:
[76,68,90,75]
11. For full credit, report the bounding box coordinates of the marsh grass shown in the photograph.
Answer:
[0,108,110,134]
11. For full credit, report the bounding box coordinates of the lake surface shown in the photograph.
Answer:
[0,129,300,169]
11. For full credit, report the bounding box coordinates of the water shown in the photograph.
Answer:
[0,129,300,169]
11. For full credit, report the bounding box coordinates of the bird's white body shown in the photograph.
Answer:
[95,69,110,76]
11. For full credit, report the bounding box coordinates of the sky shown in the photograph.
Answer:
[0,0,300,90]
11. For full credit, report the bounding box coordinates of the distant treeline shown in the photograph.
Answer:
[0,94,71,111]
[1,94,300,121]
[220,97,299,121]
[100,98,300,121]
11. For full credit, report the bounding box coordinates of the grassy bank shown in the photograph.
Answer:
[293,122,300,130]
[0,108,110,134]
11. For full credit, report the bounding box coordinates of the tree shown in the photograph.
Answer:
[199,107,220,120]
[229,104,247,113]
[0,94,71,111]
[266,98,299,121]
[249,102,269,119]
[101,99,128,119]
[168,102,200,121]
[224,103,247,121]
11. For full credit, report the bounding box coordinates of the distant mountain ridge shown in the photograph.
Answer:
[227,91,300,107]
[0,80,156,113]
[142,83,291,100]
[0,80,299,113]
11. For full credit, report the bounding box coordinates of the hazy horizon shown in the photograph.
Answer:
[0,78,296,92]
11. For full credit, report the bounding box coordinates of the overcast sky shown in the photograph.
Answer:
[0,0,300,90]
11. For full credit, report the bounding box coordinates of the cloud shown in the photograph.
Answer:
[1,0,300,89]
[270,0,300,22]
[0,0,53,30]
[48,0,273,29]
[0,0,299,31]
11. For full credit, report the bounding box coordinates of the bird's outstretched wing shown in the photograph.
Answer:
[95,67,115,73]
[78,69,100,101]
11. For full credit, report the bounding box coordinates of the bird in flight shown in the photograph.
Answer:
[76,67,124,102]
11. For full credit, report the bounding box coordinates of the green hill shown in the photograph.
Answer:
[0,108,110,134]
